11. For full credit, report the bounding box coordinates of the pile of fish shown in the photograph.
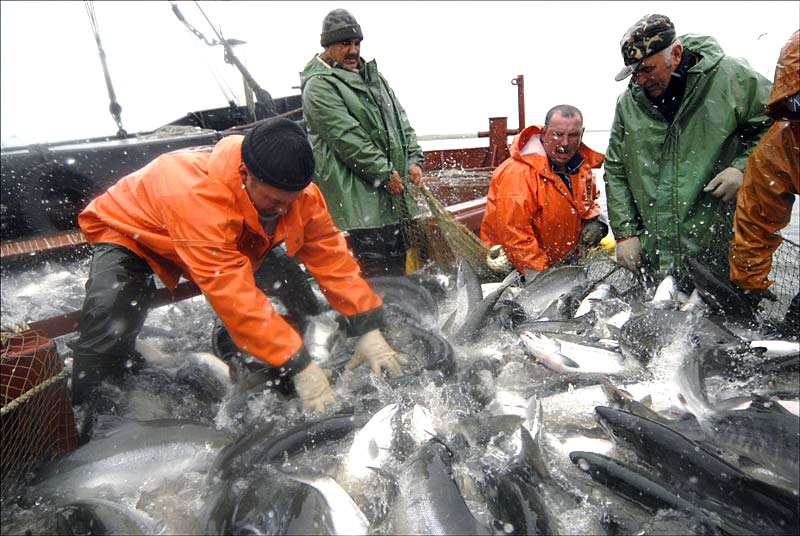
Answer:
[2,251,799,535]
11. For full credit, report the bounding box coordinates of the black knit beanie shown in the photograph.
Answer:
[241,119,314,191]
[320,9,363,47]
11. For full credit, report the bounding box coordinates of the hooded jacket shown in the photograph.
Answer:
[78,135,383,371]
[300,54,423,230]
[729,30,800,292]
[604,34,773,276]
[479,125,604,272]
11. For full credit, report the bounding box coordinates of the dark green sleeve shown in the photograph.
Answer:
[303,76,393,186]
[603,101,642,239]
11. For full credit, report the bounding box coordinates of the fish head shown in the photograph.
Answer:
[519,332,560,356]
[569,450,602,476]
[594,406,642,450]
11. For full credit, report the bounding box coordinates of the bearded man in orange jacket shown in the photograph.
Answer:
[71,118,407,414]
[480,104,607,274]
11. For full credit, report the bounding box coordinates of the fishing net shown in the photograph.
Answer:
[399,172,496,280]
[582,249,644,297]
[1,330,78,498]
[761,235,800,323]
[695,200,736,279]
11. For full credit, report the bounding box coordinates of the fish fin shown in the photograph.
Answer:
[745,393,794,415]
[91,414,132,438]
[519,419,551,481]
[524,395,542,436]
[441,310,456,336]
[558,353,581,370]
[366,466,401,501]
[638,394,653,409]
[599,378,622,406]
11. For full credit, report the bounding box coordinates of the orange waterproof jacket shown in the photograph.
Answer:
[79,135,382,369]
[479,125,604,272]
[729,30,800,291]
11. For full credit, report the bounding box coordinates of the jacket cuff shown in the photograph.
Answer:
[276,345,313,378]
[616,235,638,243]
[344,305,385,336]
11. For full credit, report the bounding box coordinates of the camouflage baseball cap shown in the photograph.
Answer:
[615,14,677,81]
[320,9,363,47]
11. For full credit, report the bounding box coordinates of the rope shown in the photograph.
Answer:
[228,107,305,131]
[0,368,70,417]
[193,1,275,116]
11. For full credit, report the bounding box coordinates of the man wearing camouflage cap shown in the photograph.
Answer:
[604,14,773,279]
[300,8,424,278]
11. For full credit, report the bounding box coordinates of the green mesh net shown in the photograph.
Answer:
[398,173,495,280]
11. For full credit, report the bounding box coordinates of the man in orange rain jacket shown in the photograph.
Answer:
[480,104,606,274]
[71,119,407,414]
[729,30,799,335]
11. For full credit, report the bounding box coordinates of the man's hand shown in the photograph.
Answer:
[703,167,743,203]
[293,362,336,414]
[385,171,404,195]
[578,219,607,247]
[346,328,408,377]
[616,236,643,272]
[407,164,423,187]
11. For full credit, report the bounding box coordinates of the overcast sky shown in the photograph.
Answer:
[1,1,797,149]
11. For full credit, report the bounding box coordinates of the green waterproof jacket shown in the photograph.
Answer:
[301,54,424,231]
[604,34,772,276]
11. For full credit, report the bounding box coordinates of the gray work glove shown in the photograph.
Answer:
[293,362,336,414]
[616,236,643,272]
[346,329,408,377]
[578,219,607,247]
[487,244,514,274]
[703,167,743,203]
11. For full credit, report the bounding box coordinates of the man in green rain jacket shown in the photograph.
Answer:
[604,14,772,278]
[301,8,424,278]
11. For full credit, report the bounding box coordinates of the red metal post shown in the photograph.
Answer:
[512,75,525,132]
[484,117,510,168]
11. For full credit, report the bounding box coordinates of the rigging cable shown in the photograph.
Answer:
[193,1,276,116]
[84,1,127,138]
[169,2,238,109]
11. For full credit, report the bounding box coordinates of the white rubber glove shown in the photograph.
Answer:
[346,329,408,377]
[487,244,514,274]
[293,362,336,414]
[703,167,743,203]
[616,236,643,272]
